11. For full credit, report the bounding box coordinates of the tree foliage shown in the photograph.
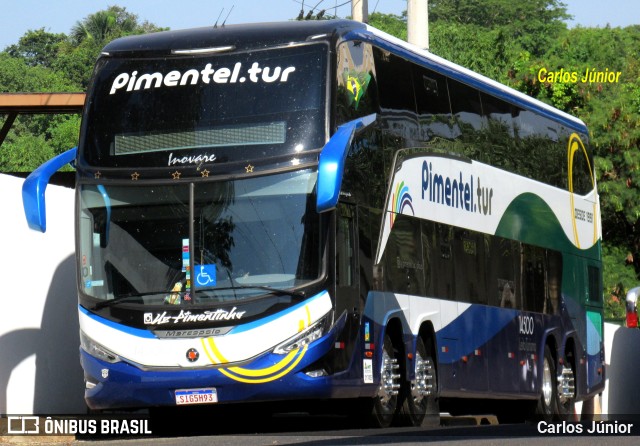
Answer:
[5,28,67,68]
[0,6,165,172]
[70,6,164,47]
[428,0,570,56]
[369,12,407,41]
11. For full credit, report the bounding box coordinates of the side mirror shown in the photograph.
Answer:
[316,114,376,213]
[626,286,639,328]
[22,147,77,233]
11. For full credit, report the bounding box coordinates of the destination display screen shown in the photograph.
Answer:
[79,43,328,168]
[113,121,286,156]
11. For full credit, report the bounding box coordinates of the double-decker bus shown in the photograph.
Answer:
[23,20,604,426]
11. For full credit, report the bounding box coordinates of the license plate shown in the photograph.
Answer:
[175,388,218,405]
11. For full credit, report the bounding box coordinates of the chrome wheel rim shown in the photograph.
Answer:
[411,352,434,405]
[377,349,399,408]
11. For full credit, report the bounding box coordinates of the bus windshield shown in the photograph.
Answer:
[80,43,327,168]
[78,170,321,305]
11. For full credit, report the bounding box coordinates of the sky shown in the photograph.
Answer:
[0,0,639,50]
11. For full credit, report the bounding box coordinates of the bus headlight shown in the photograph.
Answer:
[80,331,121,363]
[273,317,327,355]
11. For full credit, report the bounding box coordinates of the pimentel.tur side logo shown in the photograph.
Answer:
[389,160,495,227]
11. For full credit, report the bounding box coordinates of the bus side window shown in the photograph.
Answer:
[453,229,486,304]
[421,220,433,297]
[491,238,517,309]
[432,223,453,300]
[335,41,378,126]
[546,250,562,314]
[587,265,602,303]
[384,215,425,296]
[413,64,453,142]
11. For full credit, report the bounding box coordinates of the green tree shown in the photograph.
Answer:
[70,6,162,46]
[0,52,77,92]
[369,12,407,41]
[61,6,165,87]
[428,0,570,57]
[602,245,637,319]
[0,134,55,171]
[1,6,167,172]
[49,115,81,153]
[0,53,80,171]
[430,21,516,82]
[5,28,66,68]
[53,39,103,89]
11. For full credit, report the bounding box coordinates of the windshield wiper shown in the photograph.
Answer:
[197,285,306,299]
[92,290,175,310]
[92,285,306,310]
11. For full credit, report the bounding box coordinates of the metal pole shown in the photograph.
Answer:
[407,0,429,49]
[0,113,17,147]
[351,0,368,23]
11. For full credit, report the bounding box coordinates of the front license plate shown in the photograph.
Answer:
[175,388,218,405]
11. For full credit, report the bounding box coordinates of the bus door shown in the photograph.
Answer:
[335,203,361,370]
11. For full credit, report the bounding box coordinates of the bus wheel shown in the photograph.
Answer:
[399,336,439,426]
[536,345,558,421]
[370,333,401,428]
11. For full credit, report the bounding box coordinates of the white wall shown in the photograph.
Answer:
[0,171,638,417]
[0,173,85,414]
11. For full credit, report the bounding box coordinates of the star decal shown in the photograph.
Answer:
[245,164,254,173]
[172,170,181,180]
[201,169,210,178]
[131,172,140,180]
[94,171,102,179]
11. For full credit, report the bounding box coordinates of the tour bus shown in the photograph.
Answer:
[23,20,604,426]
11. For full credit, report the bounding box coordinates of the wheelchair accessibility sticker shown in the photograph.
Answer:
[196,264,216,288]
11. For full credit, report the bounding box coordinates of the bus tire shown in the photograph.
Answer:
[536,345,558,421]
[398,336,439,426]
[369,333,401,428]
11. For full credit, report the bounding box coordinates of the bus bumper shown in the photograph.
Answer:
[81,326,339,410]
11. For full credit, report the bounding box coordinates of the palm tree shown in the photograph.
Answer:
[69,6,140,46]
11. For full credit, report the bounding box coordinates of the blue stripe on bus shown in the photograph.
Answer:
[228,290,330,334]
[437,305,518,364]
[79,305,156,339]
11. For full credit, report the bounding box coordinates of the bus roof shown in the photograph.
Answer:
[101,20,366,55]
[101,19,587,135]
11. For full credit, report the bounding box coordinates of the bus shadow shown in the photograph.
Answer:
[0,254,85,414]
